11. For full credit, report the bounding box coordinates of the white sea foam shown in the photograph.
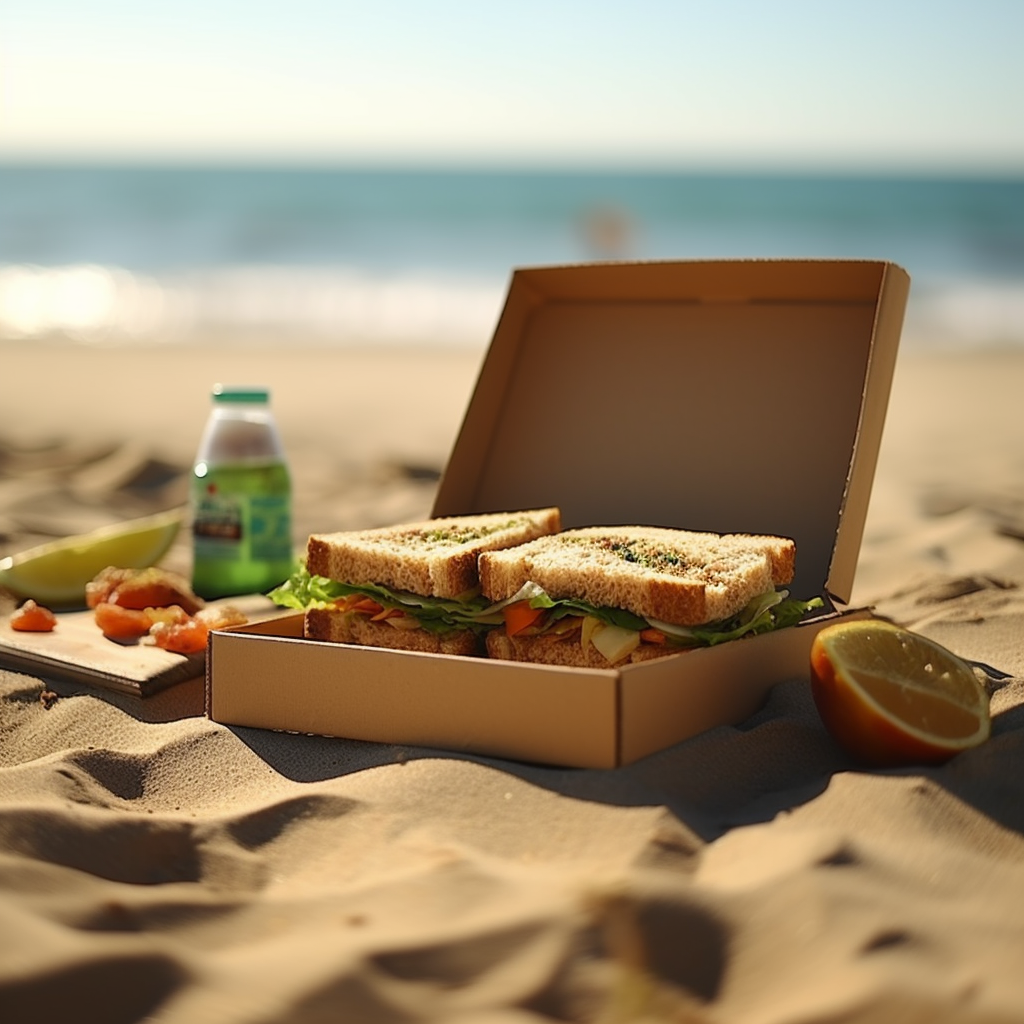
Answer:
[900,279,1024,350]
[0,264,506,347]
[2,262,1023,350]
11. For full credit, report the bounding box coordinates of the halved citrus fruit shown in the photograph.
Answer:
[810,618,990,767]
[0,508,184,609]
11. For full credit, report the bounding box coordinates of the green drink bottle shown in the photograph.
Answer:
[191,385,293,599]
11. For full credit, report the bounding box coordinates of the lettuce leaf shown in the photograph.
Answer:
[521,585,823,648]
[647,590,825,647]
[268,564,509,635]
[269,564,824,646]
[523,588,649,631]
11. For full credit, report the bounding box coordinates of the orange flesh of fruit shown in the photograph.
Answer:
[851,670,982,741]
[810,620,990,766]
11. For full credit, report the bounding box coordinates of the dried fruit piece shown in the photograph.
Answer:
[10,600,58,633]
[147,604,248,655]
[87,566,204,615]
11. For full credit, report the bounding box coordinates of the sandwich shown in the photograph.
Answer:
[478,526,822,667]
[269,508,562,655]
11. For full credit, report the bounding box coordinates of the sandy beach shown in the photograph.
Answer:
[2,340,1024,1023]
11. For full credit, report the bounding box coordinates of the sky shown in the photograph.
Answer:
[1,0,1022,172]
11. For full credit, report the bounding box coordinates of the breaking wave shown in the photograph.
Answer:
[1,262,1023,351]
[0,263,506,347]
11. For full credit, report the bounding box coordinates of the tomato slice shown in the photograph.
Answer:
[640,628,667,644]
[503,600,545,637]
[370,606,405,622]
[349,597,384,615]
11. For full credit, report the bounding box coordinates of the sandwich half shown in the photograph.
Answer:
[479,525,822,667]
[270,508,562,655]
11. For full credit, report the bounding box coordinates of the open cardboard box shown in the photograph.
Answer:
[207,259,910,769]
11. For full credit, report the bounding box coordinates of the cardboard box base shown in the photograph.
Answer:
[206,610,867,769]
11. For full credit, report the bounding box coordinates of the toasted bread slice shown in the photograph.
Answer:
[305,608,482,656]
[486,629,678,668]
[479,526,795,626]
[306,508,561,599]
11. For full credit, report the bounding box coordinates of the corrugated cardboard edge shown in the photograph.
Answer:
[825,262,910,602]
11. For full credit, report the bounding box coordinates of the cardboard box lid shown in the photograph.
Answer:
[432,259,909,605]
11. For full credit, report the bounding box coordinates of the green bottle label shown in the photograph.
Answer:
[191,461,292,597]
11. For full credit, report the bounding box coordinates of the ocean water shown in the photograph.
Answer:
[1,165,1022,349]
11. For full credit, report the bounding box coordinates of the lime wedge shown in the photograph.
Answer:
[0,508,185,609]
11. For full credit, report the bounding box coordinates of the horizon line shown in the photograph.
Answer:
[1,154,1023,182]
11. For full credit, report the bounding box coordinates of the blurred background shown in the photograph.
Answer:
[1,0,1022,351]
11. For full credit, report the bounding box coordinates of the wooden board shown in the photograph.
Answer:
[0,595,282,697]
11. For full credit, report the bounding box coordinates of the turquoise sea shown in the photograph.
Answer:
[1,165,1022,348]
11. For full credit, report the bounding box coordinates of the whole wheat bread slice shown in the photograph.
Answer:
[479,525,795,626]
[306,507,561,599]
[306,608,482,656]
[486,629,678,668]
